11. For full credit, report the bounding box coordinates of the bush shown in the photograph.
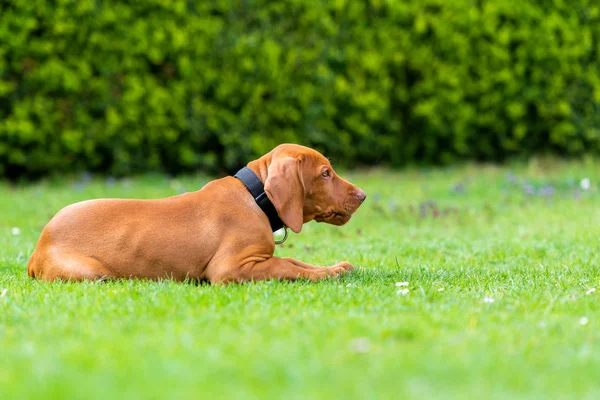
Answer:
[1,0,599,179]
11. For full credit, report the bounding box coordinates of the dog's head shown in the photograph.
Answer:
[251,144,366,233]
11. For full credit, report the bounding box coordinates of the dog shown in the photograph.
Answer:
[27,144,366,283]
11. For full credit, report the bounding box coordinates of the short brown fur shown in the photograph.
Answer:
[28,144,366,283]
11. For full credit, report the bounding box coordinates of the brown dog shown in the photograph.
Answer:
[27,144,366,283]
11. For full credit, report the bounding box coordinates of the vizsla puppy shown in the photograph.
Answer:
[28,144,366,283]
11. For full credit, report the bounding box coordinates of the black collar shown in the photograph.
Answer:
[234,167,284,232]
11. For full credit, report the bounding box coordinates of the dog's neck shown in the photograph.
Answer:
[234,164,284,233]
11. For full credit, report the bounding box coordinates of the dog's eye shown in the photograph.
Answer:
[321,169,330,178]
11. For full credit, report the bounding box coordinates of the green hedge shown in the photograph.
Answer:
[1,0,599,179]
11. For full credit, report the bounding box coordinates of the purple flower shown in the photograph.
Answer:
[539,185,555,197]
[522,183,535,196]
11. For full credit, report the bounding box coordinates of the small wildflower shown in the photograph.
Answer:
[346,283,353,288]
[522,183,535,196]
[1,289,7,297]
[11,227,21,236]
[581,178,591,191]
[397,288,409,295]
[395,282,409,287]
[580,317,589,326]
[586,288,596,295]
[438,287,445,292]
[539,185,555,197]
[348,337,371,354]
[483,296,495,304]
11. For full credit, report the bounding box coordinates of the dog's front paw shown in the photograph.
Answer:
[324,262,355,277]
[334,261,355,271]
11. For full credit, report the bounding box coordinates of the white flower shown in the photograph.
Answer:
[586,288,596,295]
[395,282,409,287]
[438,287,445,292]
[348,337,371,354]
[0,289,7,297]
[483,296,495,304]
[580,317,589,326]
[581,178,591,191]
[397,288,409,295]
[346,283,353,288]
[11,227,21,236]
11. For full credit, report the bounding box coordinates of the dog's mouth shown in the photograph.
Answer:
[315,211,352,226]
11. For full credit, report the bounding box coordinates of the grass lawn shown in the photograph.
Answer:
[1,160,600,399]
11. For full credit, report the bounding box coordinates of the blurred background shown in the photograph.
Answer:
[0,0,599,180]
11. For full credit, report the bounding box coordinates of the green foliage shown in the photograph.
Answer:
[1,0,599,178]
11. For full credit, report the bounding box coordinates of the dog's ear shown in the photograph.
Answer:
[265,156,304,233]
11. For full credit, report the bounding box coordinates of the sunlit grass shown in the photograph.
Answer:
[1,159,600,399]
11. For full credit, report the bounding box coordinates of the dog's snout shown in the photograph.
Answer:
[355,189,366,203]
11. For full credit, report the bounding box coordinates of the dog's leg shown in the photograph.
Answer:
[209,256,352,284]
[283,257,355,272]
[33,250,109,281]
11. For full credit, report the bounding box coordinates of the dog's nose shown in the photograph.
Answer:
[356,189,367,203]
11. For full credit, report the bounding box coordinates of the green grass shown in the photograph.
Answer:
[2,160,600,399]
